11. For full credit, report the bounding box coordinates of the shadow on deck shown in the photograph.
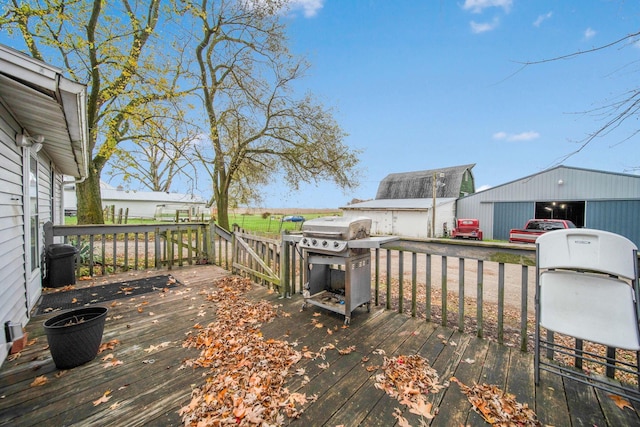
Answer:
[0,265,638,426]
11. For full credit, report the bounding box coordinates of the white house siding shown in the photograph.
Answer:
[0,106,28,364]
[53,173,64,228]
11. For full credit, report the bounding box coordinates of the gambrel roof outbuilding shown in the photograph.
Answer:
[375,164,476,200]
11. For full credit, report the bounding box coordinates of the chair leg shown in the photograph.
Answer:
[534,323,540,385]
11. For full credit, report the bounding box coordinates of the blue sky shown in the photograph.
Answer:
[2,1,639,209]
[268,0,640,208]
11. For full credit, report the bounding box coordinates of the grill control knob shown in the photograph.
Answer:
[333,241,340,248]
[312,239,317,246]
[322,240,328,247]
[302,238,308,245]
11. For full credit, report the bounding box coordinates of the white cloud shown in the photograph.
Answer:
[476,184,492,192]
[462,0,512,14]
[533,11,553,27]
[243,0,323,18]
[470,17,500,34]
[493,131,540,142]
[288,0,324,17]
[584,27,596,40]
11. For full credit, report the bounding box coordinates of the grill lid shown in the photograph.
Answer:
[302,216,371,240]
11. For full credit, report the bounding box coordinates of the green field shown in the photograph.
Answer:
[227,211,341,234]
[64,210,342,236]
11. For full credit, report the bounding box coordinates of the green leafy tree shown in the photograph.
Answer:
[180,0,361,230]
[1,0,187,223]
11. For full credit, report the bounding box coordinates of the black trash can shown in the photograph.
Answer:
[46,244,78,288]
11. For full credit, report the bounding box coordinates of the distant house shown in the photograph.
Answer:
[343,164,476,238]
[64,181,210,220]
[0,45,89,364]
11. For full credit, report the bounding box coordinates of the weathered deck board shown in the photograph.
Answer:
[0,264,638,427]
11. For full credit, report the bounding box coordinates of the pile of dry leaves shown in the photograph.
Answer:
[180,276,305,426]
[373,354,443,424]
[452,377,541,426]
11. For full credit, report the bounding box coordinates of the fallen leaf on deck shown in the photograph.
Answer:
[98,339,120,353]
[338,345,356,355]
[103,359,123,368]
[30,376,47,387]
[92,390,111,406]
[609,394,634,411]
[464,358,475,364]
[71,298,78,303]
[407,396,435,419]
[314,323,324,328]
[144,341,171,353]
[393,407,411,427]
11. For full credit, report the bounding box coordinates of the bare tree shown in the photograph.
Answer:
[179,0,361,229]
[516,30,640,167]
[105,102,199,193]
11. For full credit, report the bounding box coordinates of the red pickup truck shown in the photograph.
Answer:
[451,219,483,240]
[509,219,576,244]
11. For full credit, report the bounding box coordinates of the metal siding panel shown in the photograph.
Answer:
[493,202,534,241]
[587,200,640,248]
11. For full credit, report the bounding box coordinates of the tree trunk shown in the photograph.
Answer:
[76,167,104,224]
[216,195,230,231]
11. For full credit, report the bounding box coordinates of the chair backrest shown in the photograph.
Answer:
[536,228,638,280]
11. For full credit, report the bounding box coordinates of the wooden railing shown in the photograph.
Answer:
[43,221,211,277]
[279,235,537,351]
[43,221,640,386]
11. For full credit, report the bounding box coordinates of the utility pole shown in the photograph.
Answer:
[431,171,436,238]
[431,171,445,238]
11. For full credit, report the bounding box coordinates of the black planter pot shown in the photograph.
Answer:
[43,306,108,369]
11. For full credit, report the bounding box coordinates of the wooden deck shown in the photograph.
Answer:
[1,265,639,426]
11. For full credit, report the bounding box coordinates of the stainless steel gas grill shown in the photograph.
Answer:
[299,216,395,325]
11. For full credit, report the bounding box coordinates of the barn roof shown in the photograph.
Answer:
[375,164,475,199]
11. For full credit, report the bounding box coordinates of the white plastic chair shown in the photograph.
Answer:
[535,228,640,400]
